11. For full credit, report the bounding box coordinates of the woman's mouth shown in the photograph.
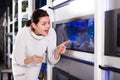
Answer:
[45,30,49,34]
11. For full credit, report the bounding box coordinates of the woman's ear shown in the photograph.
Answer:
[31,23,37,30]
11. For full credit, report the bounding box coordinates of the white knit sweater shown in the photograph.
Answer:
[12,26,60,75]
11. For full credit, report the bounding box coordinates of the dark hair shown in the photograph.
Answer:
[25,9,49,27]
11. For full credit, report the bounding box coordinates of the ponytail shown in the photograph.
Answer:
[25,20,32,27]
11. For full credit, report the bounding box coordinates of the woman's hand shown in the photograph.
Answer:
[56,43,66,54]
[32,55,43,63]
[24,55,43,65]
[54,40,70,60]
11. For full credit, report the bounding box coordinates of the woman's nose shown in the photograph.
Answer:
[46,23,50,28]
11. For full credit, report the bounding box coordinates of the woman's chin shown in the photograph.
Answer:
[43,33,48,36]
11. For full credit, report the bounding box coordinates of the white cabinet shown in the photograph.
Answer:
[6,0,34,68]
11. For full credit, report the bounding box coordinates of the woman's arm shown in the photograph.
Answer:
[47,28,68,64]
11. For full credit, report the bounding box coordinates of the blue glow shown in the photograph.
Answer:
[105,70,110,80]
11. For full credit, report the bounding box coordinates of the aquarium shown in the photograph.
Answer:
[55,15,94,53]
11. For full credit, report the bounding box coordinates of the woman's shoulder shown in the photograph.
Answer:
[16,27,30,38]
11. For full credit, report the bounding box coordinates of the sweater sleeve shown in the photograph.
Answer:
[47,28,61,65]
[12,31,26,65]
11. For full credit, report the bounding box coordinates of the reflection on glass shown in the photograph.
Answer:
[55,18,94,53]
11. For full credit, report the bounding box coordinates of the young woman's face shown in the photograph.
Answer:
[32,16,50,36]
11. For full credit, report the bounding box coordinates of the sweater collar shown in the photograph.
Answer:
[30,28,45,40]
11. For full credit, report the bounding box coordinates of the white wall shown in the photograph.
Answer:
[54,0,94,21]
[108,0,120,10]
[55,58,94,80]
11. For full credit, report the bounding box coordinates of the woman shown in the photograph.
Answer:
[12,9,68,80]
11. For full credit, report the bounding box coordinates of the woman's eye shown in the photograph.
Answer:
[41,21,50,26]
[41,23,46,26]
